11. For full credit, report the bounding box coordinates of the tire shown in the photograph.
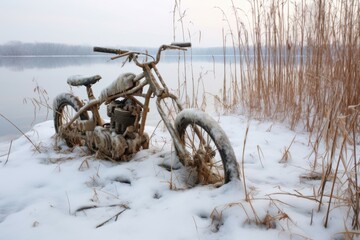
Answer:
[53,93,89,147]
[175,109,240,186]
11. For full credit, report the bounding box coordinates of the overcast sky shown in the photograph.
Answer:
[0,0,250,47]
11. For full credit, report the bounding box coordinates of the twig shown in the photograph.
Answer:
[324,137,346,228]
[352,112,359,229]
[66,191,71,215]
[96,208,128,228]
[149,120,163,140]
[75,205,98,212]
[75,203,129,213]
[3,140,13,166]
[267,192,320,203]
[257,145,264,168]
[192,216,200,240]
[242,124,250,201]
[318,126,339,212]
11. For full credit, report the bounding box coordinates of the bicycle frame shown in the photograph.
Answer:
[61,53,188,160]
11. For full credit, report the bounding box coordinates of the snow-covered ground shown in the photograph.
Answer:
[0,116,354,239]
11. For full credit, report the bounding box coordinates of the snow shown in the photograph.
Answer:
[67,75,101,87]
[53,93,84,116]
[0,115,356,240]
[98,73,136,102]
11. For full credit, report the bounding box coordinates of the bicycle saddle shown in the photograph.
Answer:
[67,75,101,86]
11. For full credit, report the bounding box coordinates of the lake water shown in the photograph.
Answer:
[0,55,229,141]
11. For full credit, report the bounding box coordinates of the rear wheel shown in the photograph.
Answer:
[175,109,239,186]
[53,93,89,147]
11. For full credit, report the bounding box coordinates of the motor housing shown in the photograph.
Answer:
[87,98,149,161]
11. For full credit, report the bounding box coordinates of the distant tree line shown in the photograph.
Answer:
[0,42,312,65]
[0,41,94,56]
[0,41,237,56]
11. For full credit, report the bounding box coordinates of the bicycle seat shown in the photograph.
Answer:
[67,75,101,86]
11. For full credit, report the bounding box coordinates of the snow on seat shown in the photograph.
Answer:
[99,73,136,102]
[67,75,101,86]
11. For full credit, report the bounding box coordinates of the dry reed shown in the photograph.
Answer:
[220,0,360,231]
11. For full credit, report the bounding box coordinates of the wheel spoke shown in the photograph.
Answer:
[181,122,224,185]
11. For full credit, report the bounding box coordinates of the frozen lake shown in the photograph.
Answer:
[0,55,228,141]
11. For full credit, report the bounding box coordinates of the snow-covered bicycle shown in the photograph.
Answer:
[53,42,239,186]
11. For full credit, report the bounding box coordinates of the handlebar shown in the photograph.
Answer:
[93,42,192,67]
[170,42,191,48]
[93,46,129,55]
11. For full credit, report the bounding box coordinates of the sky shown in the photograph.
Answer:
[0,0,250,47]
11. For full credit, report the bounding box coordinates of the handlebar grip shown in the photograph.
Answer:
[93,46,128,54]
[170,42,192,48]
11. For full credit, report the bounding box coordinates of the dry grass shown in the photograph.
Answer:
[217,0,360,232]
[220,0,359,135]
[23,79,52,125]
[170,0,360,233]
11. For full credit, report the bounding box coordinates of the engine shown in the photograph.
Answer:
[87,98,149,161]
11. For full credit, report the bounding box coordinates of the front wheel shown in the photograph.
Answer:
[175,109,240,186]
[53,93,89,147]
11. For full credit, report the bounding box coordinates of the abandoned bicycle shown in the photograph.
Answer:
[53,42,239,186]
